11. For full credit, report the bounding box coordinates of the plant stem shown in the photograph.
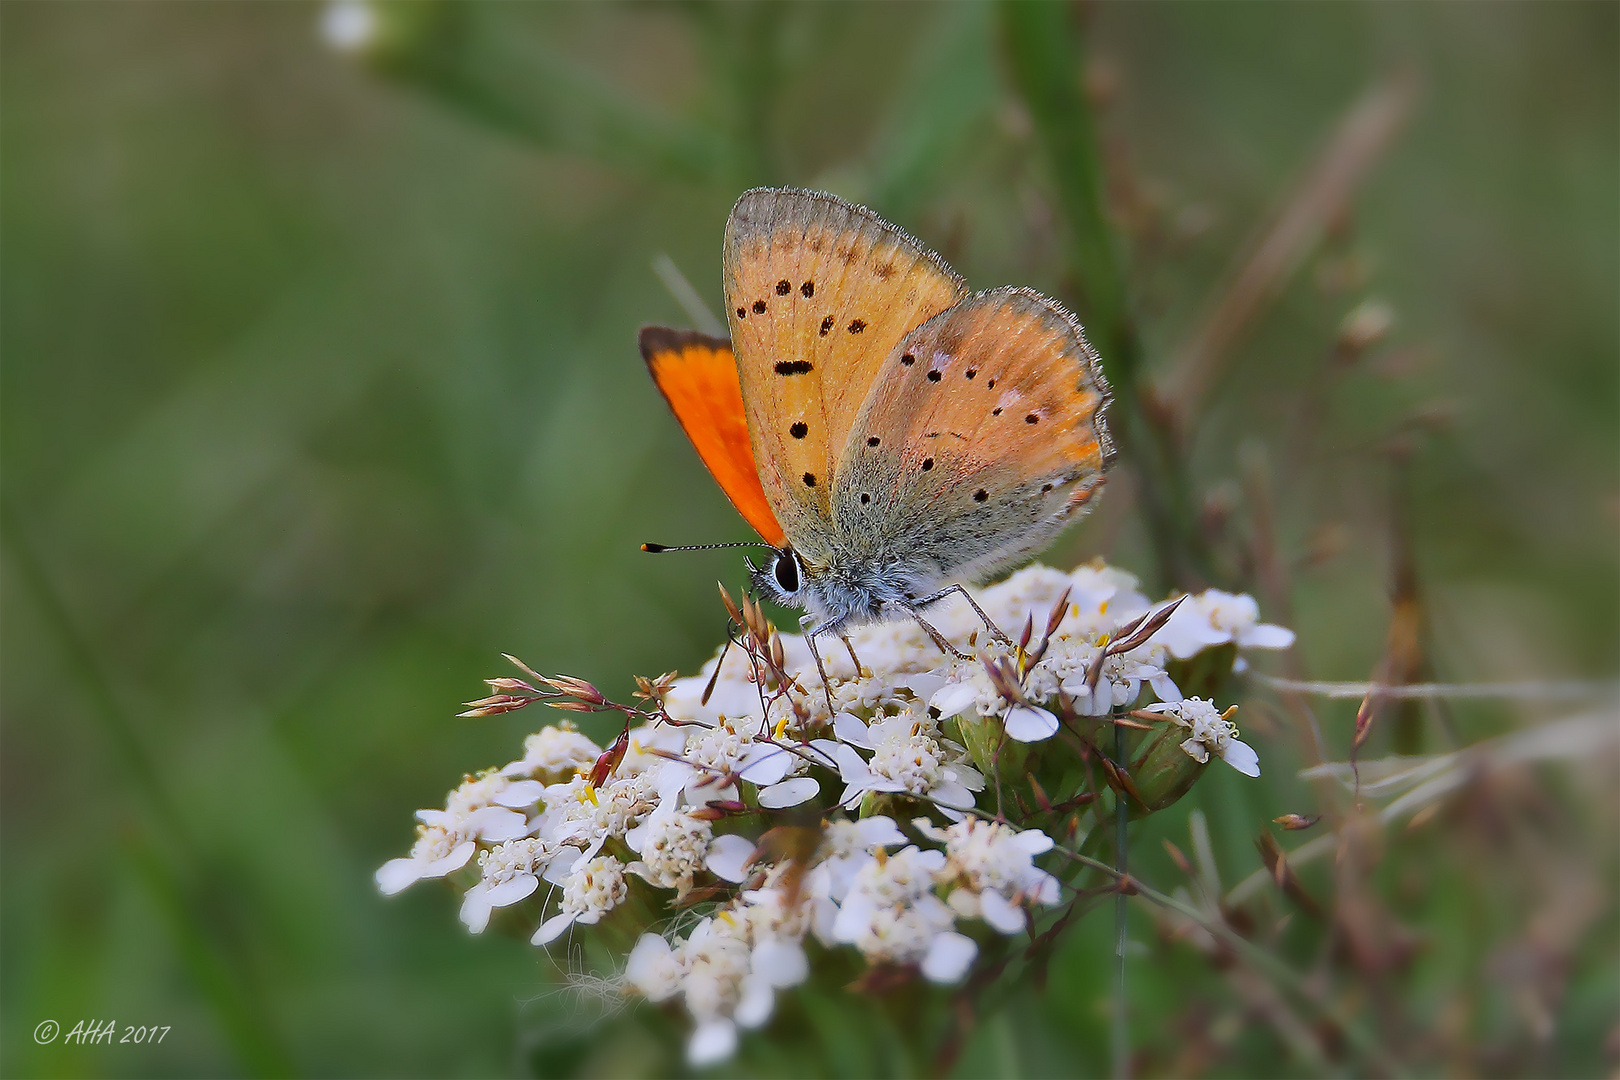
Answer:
[1112,723,1128,1079]
[998,0,1207,592]
[1061,849,1405,1077]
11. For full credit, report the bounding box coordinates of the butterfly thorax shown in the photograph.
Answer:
[751,544,943,633]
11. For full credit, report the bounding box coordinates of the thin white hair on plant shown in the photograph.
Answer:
[378,561,1295,1066]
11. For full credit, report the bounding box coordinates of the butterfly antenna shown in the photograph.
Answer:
[641,541,779,554]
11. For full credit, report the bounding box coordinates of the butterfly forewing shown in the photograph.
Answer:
[831,287,1114,584]
[724,188,967,560]
[641,326,787,548]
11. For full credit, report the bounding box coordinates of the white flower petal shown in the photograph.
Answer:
[930,682,979,720]
[751,939,808,988]
[687,1018,738,1067]
[931,780,977,810]
[466,806,529,842]
[575,834,606,865]
[531,910,575,946]
[979,889,1027,934]
[422,840,478,879]
[1239,623,1296,650]
[624,933,674,994]
[1179,737,1211,765]
[459,885,494,933]
[484,874,539,909]
[947,763,986,791]
[831,894,876,944]
[1148,672,1182,703]
[685,776,739,808]
[810,896,839,947]
[905,673,947,701]
[738,745,791,786]
[920,931,978,983]
[1026,869,1063,906]
[656,764,690,803]
[494,780,546,808]
[1221,738,1261,777]
[831,743,874,784]
[706,833,756,883]
[1152,601,1228,660]
[375,857,424,896]
[834,711,873,749]
[805,739,843,768]
[734,975,775,1029]
[1004,705,1060,743]
[543,848,582,885]
[1011,829,1054,856]
[758,776,819,808]
[854,816,906,848]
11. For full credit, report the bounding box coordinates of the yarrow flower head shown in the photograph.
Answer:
[1146,697,1261,777]
[377,561,1289,1065]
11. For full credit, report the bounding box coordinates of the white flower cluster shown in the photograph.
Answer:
[378,562,1292,1065]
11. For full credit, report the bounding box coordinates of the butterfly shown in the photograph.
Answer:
[641,188,1114,689]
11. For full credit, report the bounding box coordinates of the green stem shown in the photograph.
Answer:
[1061,849,1405,1078]
[2,499,296,1076]
[998,0,1208,592]
[1112,724,1129,1079]
[362,3,729,184]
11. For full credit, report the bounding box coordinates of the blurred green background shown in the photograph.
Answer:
[3,2,1615,1077]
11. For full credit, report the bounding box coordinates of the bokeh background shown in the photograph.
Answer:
[4,2,1616,1077]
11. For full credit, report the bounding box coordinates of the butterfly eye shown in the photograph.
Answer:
[773,552,800,594]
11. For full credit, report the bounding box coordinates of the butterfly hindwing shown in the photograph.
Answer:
[831,287,1114,584]
[723,188,968,562]
[640,326,787,548]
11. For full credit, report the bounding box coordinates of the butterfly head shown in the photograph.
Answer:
[746,547,807,609]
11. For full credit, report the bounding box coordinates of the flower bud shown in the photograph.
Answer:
[1125,720,1209,814]
[951,711,1030,787]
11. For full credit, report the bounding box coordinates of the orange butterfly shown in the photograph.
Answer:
[641,189,1113,686]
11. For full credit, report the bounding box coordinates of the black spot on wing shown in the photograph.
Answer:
[800,281,814,298]
[752,300,767,314]
[775,279,791,295]
[819,316,834,336]
[789,422,808,438]
[803,472,817,487]
[775,360,814,375]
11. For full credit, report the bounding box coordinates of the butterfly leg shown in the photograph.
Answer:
[912,583,1012,645]
[800,615,841,715]
[839,634,868,678]
[898,604,973,662]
